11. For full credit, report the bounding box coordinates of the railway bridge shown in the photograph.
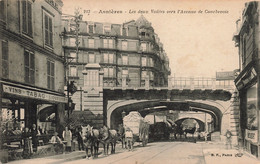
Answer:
[70,64,239,143]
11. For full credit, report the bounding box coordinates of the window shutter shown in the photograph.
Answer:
[22,1,27,33]
[27,2,32,36]
[45,14,49,45]
[49,17,53,46]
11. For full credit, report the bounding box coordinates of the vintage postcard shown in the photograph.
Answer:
[1,0,259,164]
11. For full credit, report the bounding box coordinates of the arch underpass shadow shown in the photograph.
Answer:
[175,118,205,132]
[107,100,223,131]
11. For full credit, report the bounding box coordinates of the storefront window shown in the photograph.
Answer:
[247,84,257,130]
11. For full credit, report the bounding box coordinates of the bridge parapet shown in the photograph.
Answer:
[169,76,235,91]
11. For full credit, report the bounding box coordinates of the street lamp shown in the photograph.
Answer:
[62,10,83,125]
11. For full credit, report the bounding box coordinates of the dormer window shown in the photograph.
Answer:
[104,24,111,34]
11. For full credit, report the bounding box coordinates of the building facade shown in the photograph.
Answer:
[233,1,260,158]
[61,15,171,126]
[0,0,66,144]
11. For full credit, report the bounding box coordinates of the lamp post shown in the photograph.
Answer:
[62,10,83,126]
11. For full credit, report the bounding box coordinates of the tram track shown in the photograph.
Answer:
[109,142,181,164]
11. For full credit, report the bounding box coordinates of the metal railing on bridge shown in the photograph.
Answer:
[170,77,235,90]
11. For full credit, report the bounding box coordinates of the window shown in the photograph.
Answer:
[122,41,127,50]
[69,52,77,62]
[24,50,35,84]
[122,55,128,65]
[21,0,32,36]
[69,38,76,47]
[108,39,113,48]
[104,67,108,77]
[88,39,94,48]
[103,39,111,48]
[122,27,127,36]
[103,53,114,64]
[87,70,99,87]
[140,43,147,51]
[103,67,114,78]
[141,71,147,80]
[142,57,147,66]
[103,53,109,63]
[47,60,55,90]
[88,53,95,63]
[70,66,77,77]
[2,41,8,78]
[150,71,154,80]
[88,25,94,33]
[109,53,114,63]
[0,0,5,21]
[44,11,53,47]
[122,69,128,75]
[149,58,154,67]
[109,67,114,77]
[104,25,111,34]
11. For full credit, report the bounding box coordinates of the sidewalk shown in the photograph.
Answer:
[6,151,86,164]
[201,141,260,164]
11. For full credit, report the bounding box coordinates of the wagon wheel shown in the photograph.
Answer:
[142,130,149,147]
[142,133,146,147]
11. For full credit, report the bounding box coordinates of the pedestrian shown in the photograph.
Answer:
[31,124,40,153]
[63,126,72,152]
[22,127,33,159]
[125,127,133,151]
[76,126,84,151]
[50,132,65,154]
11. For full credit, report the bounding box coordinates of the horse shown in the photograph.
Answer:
[83,125,100,159]
[118,124,126,148]
[184,127,196,138]
[99,125,118,156]
[172,123,185,139]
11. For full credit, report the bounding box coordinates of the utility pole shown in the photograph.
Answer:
[62,8,83,126]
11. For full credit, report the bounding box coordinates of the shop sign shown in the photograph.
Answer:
[216,71,235,80]
[235,68,257,90]
[3,84,67,103]
[245,129,258,143]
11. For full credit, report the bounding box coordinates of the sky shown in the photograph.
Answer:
[62,0,249,78]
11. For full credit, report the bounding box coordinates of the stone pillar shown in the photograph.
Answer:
[228,90,240,146]
[190,77,194,90]
[145,75,150,90]
[168,75,172,89]
[212,78,216,89]
[82,63,104,128]
[122,75,127,89]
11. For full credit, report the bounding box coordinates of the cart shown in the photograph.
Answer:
[123,111,149,147]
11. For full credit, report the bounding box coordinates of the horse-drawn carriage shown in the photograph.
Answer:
[123,111,149,147]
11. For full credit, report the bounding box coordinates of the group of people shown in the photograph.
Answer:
[21,124,41,158]
[21,125,74,158]
[21,124,135,159]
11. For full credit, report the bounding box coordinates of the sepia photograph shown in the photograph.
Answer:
[0,0,260,163]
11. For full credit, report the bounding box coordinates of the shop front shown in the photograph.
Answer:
[0,80,67,148]
[235,64,259,157]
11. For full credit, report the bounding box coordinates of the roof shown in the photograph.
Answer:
[135,15,152,29]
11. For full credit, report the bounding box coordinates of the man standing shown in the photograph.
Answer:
[63,126,72,152]
[76,126,84,151]
[125,127,133,151]
[31,124,40,153]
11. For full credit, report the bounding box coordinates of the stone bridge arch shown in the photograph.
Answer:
[174,117,205,131]
[106,99,230,132]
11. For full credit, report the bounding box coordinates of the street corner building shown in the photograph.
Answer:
[0,0,67,152]
[61,15,171,128]
[233,1,260,159]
